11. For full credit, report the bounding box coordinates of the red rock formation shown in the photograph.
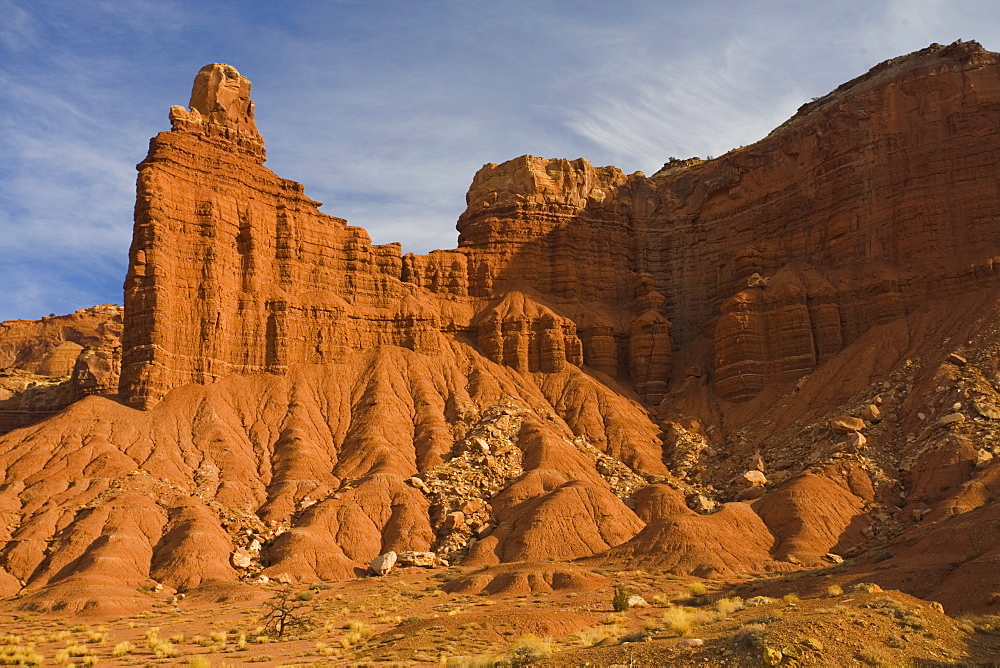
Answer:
[0,305,121,433]
[9,42,1000,613]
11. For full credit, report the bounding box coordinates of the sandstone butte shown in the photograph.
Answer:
[3,40,1000,634]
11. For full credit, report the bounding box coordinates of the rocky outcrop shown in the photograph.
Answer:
[121,67,670,409]
[0,305,122,433]
[123,42,1000,411]
[10,43,1000,612]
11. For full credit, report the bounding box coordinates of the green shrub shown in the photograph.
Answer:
[612,585,630,612]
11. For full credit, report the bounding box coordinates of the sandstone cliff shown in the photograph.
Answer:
[0,305,121,433]
[3,43,1000,615]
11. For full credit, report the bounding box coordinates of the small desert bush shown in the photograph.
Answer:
[236,632,247,650]
[661,607,695,636]
[856,645,900,666]
[187,658,212,668]
[209,630,227,646]
[619,629,650,643]
[144,629,178,659]
[746,609,784,625]
[62,644,89,657]
[0,645,44,666]
[112,640,134,657]
[651,593,671,606]
[507,635,552,666]
[782,592,800,604]
[573,624,622,647]
[715,596,745,619]
[688,582,708,597]
[602,613,625,625]
[340,621,371,648]
[827,584,843,597]
[55,643,97,665]
[612,585,630,612]
[85,628,109,644]
[864,598,926,629]
[959,614,1000,634]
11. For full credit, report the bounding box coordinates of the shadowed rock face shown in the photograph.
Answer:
[0,305,121,434]
[8,42,1000,615]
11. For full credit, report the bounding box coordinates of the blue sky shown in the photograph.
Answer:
[1,0,998,321]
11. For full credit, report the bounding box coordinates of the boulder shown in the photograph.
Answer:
[369,551,397,576]
[230,548,252,569]
[445,511,466,530]
[741,470,768,487]
[736,485,767,501]
[407,477,430,494]
[847,431,867,449]
[829,416,865,433]
[974,401,1000,419]
[861,404,881,423]
[396,551,437,568]
[847,582,882,594]
[977,449,994,469]
[688,493,718,514]
[937,412,965,426]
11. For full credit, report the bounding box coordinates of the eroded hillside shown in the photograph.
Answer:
[2,43,1000,664]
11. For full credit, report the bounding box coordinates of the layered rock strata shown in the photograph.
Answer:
[5,43,1000,613]
[123,42,1000,409]
[0,305,121,433]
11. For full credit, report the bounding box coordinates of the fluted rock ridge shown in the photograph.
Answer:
[9,45,1000,614]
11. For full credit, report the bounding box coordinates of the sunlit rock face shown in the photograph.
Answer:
[7,42,1000,615]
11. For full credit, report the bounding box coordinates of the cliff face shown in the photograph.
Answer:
[0,305,121,433]
[120,67,667,409]
[123,43,1000,409]
[6,43,1000,614]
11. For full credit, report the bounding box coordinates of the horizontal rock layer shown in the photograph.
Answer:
[7,44,1000,613]
[121,42,1000,407]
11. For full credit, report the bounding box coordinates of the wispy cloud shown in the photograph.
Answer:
[0,0,38,52]
[2,0,1000,321]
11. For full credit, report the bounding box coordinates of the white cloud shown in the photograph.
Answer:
[0,0,38,52]
[3,0,1000,321]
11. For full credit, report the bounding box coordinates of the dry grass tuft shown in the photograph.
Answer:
[661,606,715,636]
[340,621,372,648]
[507,635,552,666]
[715,596,745,619]
[112,640,134,657]
[0,645,44,666]
[573,624,622,647]
[688,582,708,597]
